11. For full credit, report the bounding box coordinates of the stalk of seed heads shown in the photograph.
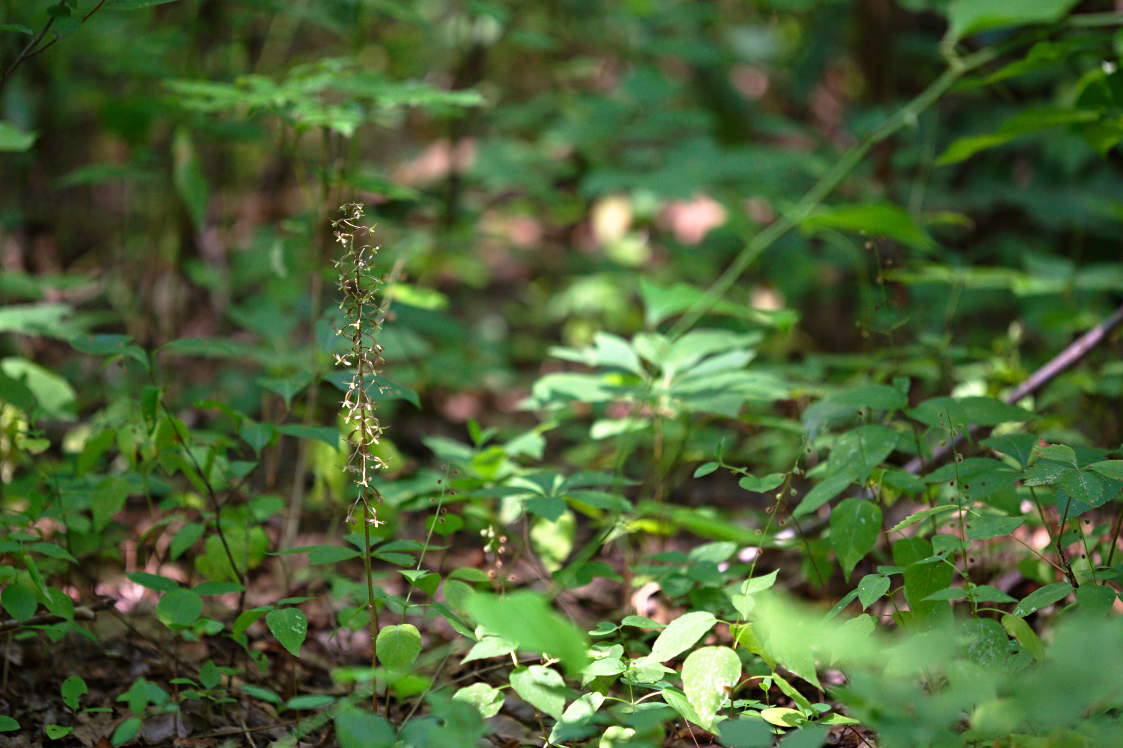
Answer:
[334,203,389,526]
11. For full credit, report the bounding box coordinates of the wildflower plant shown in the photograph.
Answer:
[333,202,390,702]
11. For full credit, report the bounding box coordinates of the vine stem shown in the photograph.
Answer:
[668,41,1016,339]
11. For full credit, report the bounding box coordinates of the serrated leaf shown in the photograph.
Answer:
[376,624,421,671]
[266,607,308,657]
[682,646,740,730]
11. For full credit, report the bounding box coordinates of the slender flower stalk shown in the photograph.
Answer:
[332,203,390,711]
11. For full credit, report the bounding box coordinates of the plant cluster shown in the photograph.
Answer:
[1,0,1123,747]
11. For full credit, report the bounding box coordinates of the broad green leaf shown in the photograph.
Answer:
[908,396,1031,429]
[981,433,1037,468]
[967,514,1023,540]
[857,574,890,610]
[258,373,313,409]
[464,591,589,674]
[1058,469,1106,507]
[266,607,308,657]
[718,718,773,747]
[804,203,934,253]
[509,665,568,720]
[792,472,852,517]
[61,675,87,710]
[1,357,77,419]
[1012,582,1073,617]
[739,473,785,493]
[894,538,952,622]
[2,584,36,621]
[169,522,205,560]
[92,476,129,532]
[1089,460,1123,481]
[376,624,421,671]
[761,706,804,727]
[156,589,203,627]
[334,706,395,748]
[112,717,142,746]
[644,611,716,663]
[948,0,1079,41]
[682,646,740,730]
[0,716,18,731]
[127,572,180,592]
[530,511,576,574]
[453,683,504,719]
[0,121,36,152]
[830,498,882,580]
[70,334,148,367]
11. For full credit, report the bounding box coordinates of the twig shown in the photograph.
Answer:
[0,0,111,93]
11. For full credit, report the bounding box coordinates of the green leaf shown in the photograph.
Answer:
[0,716,18,731]
[1058,469,1106,507]
[803,203,934,253]
[982,433,1037,468]
[792,472,852,517]
[889,504,957,533]
[61,675,88,710]
[259,373,313,409]
[92,476,129,532]
[968,514,1024,540]
[1001,613,1045,662]
[111,717,142,746]
[2,584,37,621]
[70,334,148,367]
[172,128,208,231]
[1,358,77,419]
[284,694,336,711]
[127,572,180,592]
[464,591,589,675]
[169,523,205,560]
[644,611,716,663]
[856,574,890,610]
[948,0,1079,41]
[0,121,36,152]
[682,646,740,730]
[241,683,282,704]
[908,396,1031,429]
[1090,460,1123,482]
[718,718,773,747]
[739,473,785,493]
[156,589,203,627]
[376,624,421,671]
[452,683,505,719]
[0,24,33,36]
[693,461,719,478]
[266,607,308,657]
[830,498,882,580]
[334,706,396,748]
[509,665,568,720]
[46,725,74,740]
[1012,582,1073,617]
[29,542,77,563]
